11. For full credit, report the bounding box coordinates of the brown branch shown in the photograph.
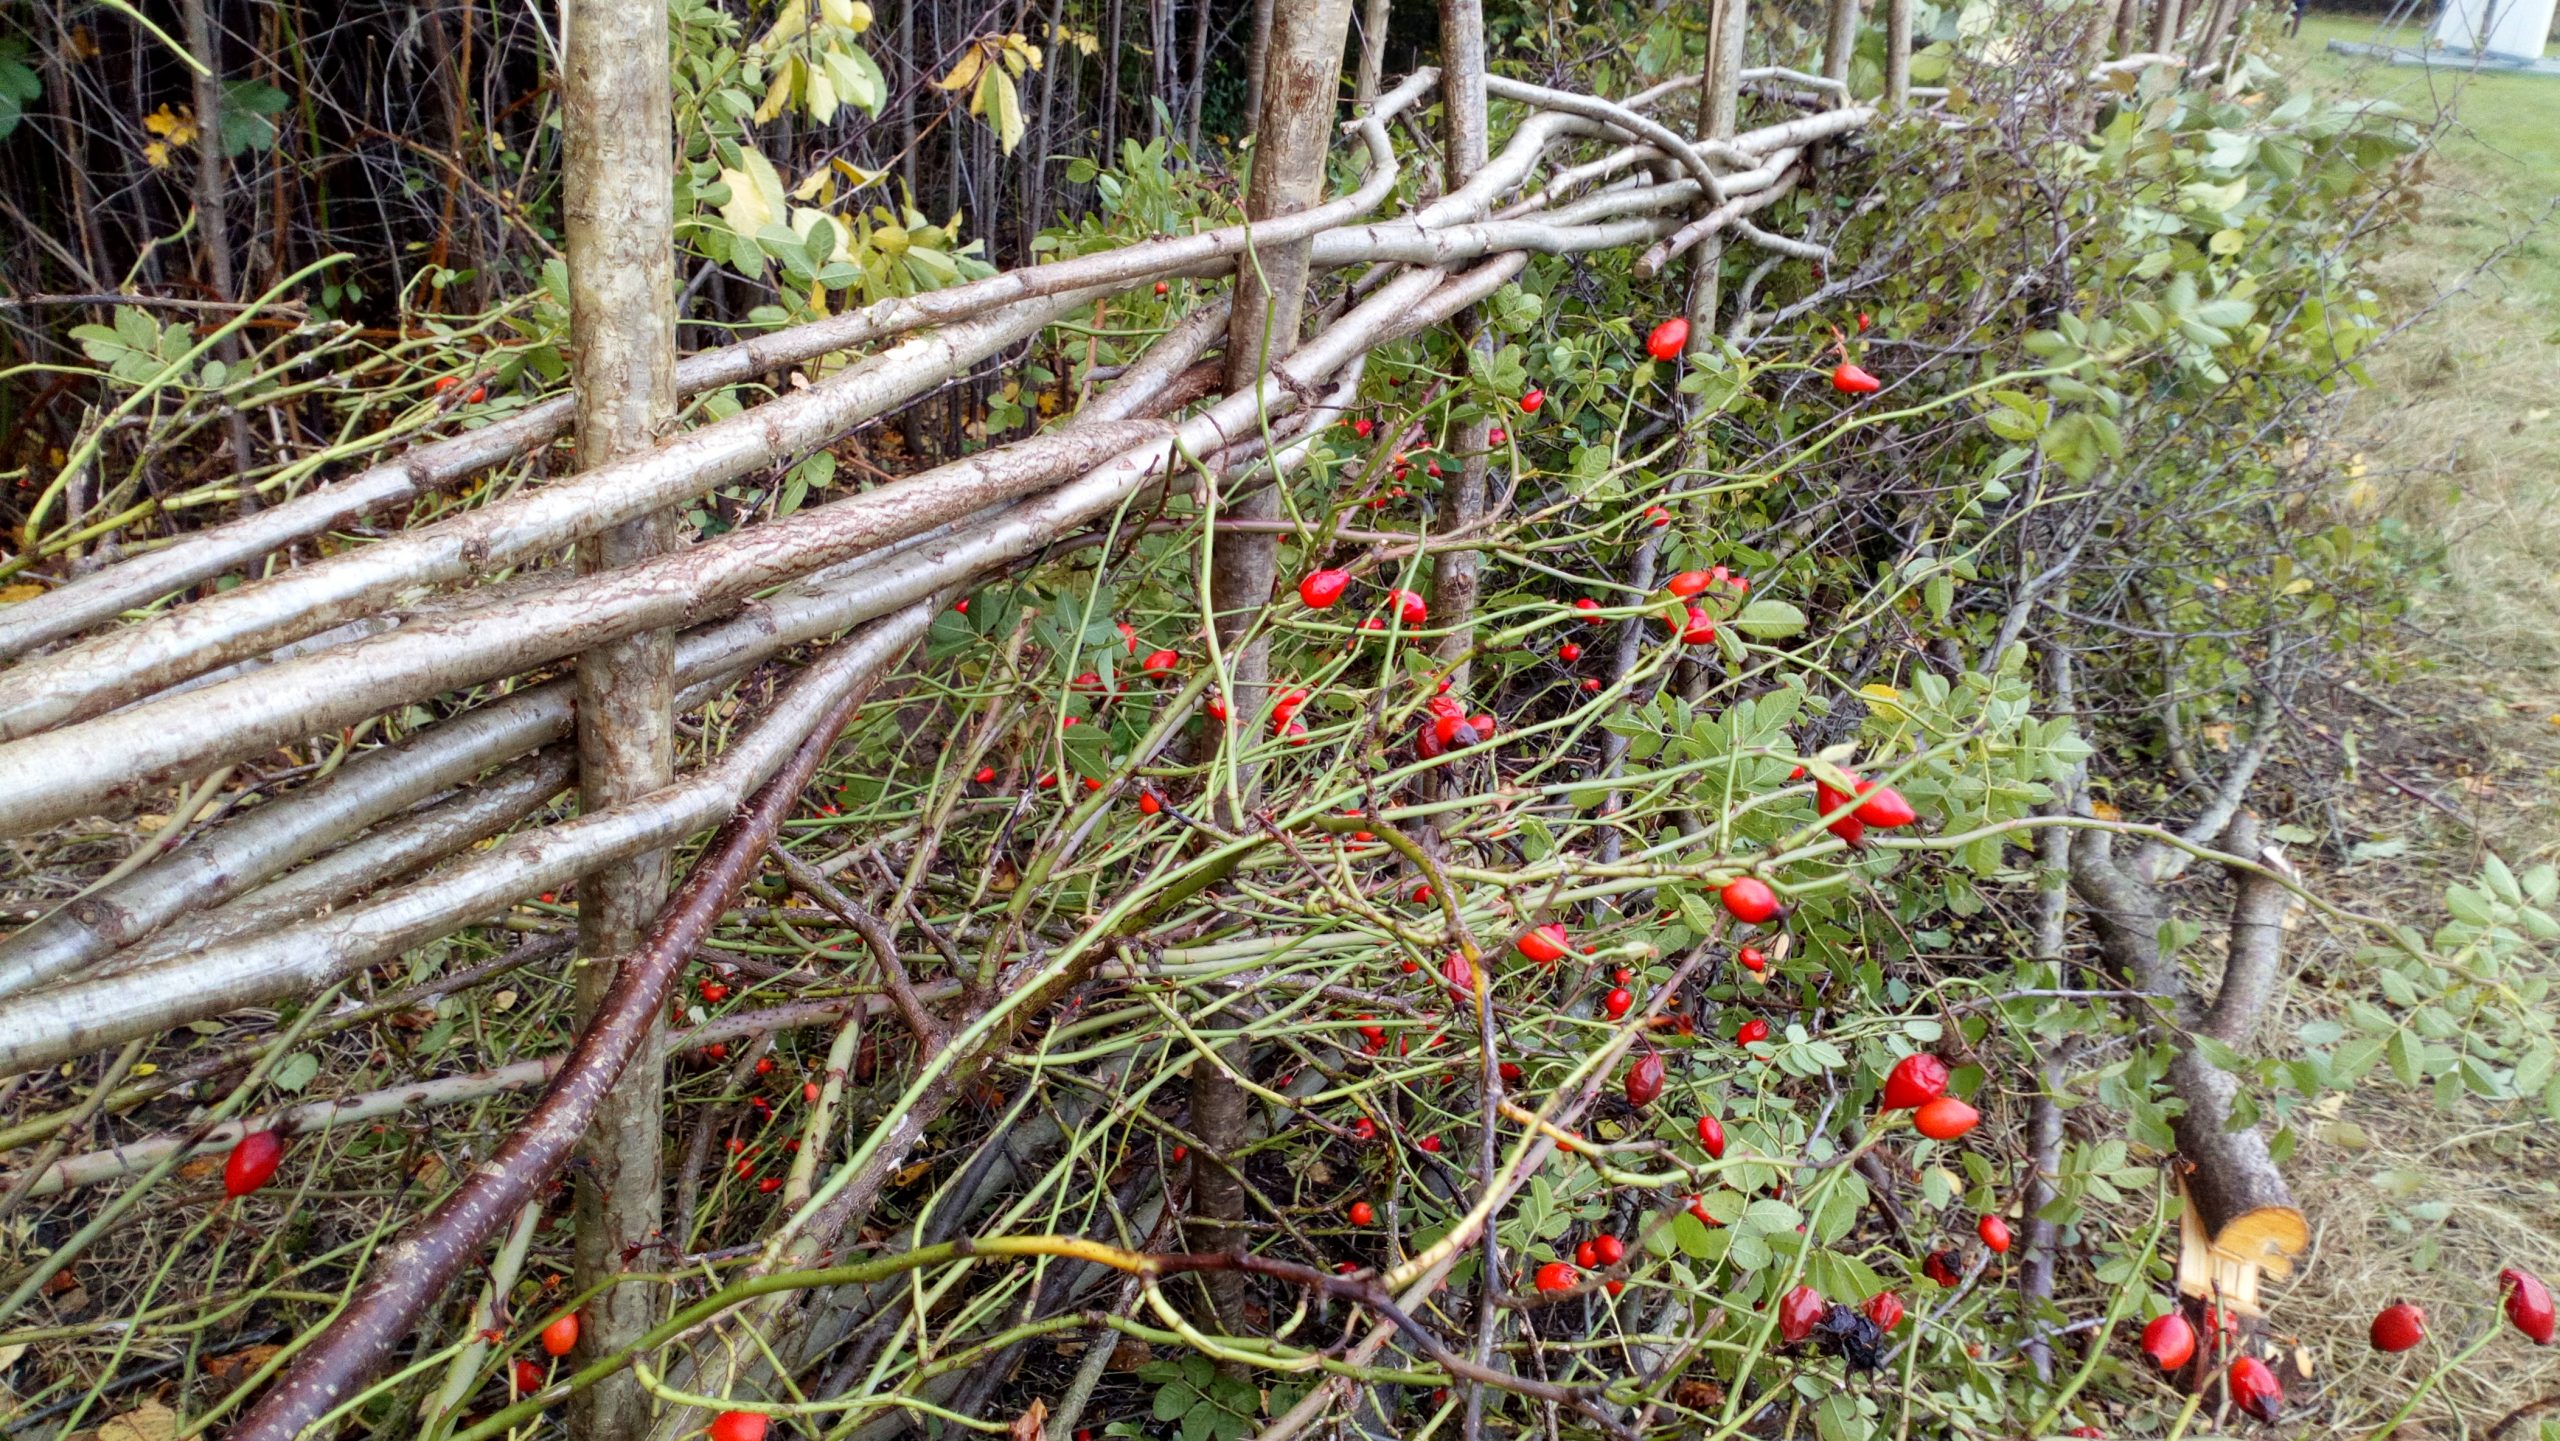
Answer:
[226,618,917,1441]
[768,846,945,1053]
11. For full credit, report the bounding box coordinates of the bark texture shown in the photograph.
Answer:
[1888,0,1916,105]
[1824,0,1864,87]
[1686,0,1750,338]
[1430,0,1491,688]
[2070,816,2305,1269]
[561,1,680,1432]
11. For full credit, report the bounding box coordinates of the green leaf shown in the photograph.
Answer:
[271,1051,320,1093]
[1814,1391,1874,1441]
[2388,1028,2424,1086]
[219,80,290,157]
[0,40,43,142]
[1733,599,1807,639]
[2190,1035,2251,1075]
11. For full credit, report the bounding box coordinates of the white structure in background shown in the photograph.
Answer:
[2428,0,2558,58]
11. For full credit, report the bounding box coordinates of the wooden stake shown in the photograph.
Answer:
[561,0,680,1435]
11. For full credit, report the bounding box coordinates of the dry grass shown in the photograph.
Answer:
[2249,19,2560,1434]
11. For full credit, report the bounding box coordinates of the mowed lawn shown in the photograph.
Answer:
[2278,14,2560,688]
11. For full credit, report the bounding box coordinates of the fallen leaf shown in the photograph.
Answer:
[202,1344,282,1381]
[1672,1379,1726,1409]
[1008,1398,1046,1441]
[99,1401,179,1441]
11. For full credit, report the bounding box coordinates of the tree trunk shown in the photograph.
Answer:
[2018,644,2079,1378]
[1686,0,1748,338]
[1824,0,1863,91]
[1185,0,1213,153]
[1104,0,1126,157]
[181,0,256,498]
[1888,0,1914,105]
[561,1,680,1438]
[1195,0,1355,1338]
[1353,0,1390,105]
[2113,0,2146,61]
[2150,0,2183,55]
[1212,0,1354,755]
[1429,0,1489,689]
[1026,0,1069,261]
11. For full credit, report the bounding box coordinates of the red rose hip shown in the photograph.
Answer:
[1720,877,1780,923]
[2226,1355,2282,1424]
[2505,1268,2556,1345]
[1913,1096,1979,1140]
[1298,570,1351,609]
[1696,1114,1727,1159]
[1516,924,1570,965]
[1882,1053,1949,1110]
[223,1130,285,1198]
[2141,1312,2196,1369]
[2369,1302,2426,1353]
[1777,1284,1825,1342]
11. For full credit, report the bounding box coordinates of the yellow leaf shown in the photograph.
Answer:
[716,148,788,238]
[0,584,44,606]
[142,105,197,146]
[753,55,798,123]
[143,140,172,169]
[1857,682,1906,723]
[752,0,810,52]
[2087,797,2121,821]
[829,157,887,189]
[937,44,988,93]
